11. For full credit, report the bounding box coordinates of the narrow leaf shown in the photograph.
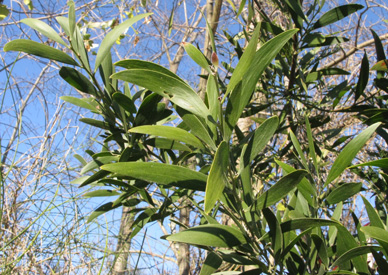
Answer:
[371,59,388,71]
[59,67,98,96]
[263,208,282,262]
[79,118,112,130]
[60,96,98,112]
[207,74,220,123]
[87,202,120,223]
[326,182,363,204]
[183,43,211,73]
[224,29,298,139]
[166,224,247,247]
[305,117,319,175]
[275,159,316,206]
[243,116,278,166]
[361,226,388,247]
[112,60,211,119]
[350,158,388,170]
[281,218,340,232]
[361,195,385,229]
[311,234,329,267]
[128,125,205,149]
[355,51,369,101]
[199,252,223,275]
[4,39,79,66]
[332,246,381,268]
[255,170,308,210]
[371,29,387,61]
[312,4,364,29]
[112,92,137,113]
[224,23,261,99]
[205,141,229,214]
[21,18,67,46]
[102,162,207,191]
[94,13,151,72]
[83,190,120,198]
[325,122,380,186]
[290,130,309,171]
[176,107,217,151]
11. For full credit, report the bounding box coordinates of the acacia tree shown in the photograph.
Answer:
[3,0,388,274]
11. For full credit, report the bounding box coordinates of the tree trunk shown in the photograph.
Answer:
[177,206,191,275]
[199,0,223,99]
[112,206,134,275]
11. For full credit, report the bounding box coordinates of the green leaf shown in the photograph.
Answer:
[87,202,121,223]
[112,60,211,119]
[329,202,343,246]
[199,252,223,275]
[68,0,76,37]
[361,195,385,229]
[55,16,71,37]
[371,59,388,71]
[355,51,369,101]
[361,226,388,243]
[98,50,115,94]
[166,224,247,247]
[281,218,340,232]
[325,182,363,204]
[60,96,98,112]
[112,92,137,113]
[285,0,307,21]
[101,162,207,191]
[206,74,220,123]
[74,154,87,166]
[224,23,261,99]
[0,5,9,21]
[79,170,111,187]
[243,116,278,167]
[302,35,349,48]
[59,67,98,96]
[129,125,205,149]
[349,158,388,169]
[305,117,319,175]
[254,170,308,210]
[176,107,217,151]
[205,141,229,214]
[263,208,282,262]
[371,29,387,61]
[83,189,120,198]
[311,234,329,267]
[21,18,67,46]
[130,208,157,238]
[145,138,192,152]
[281,228,313,259]
[183,43,211,73]
[275,160,316,206]
[79,118,112,130]
[336,225,369,272]
[312,4,364,29]
[237,0,246,17]
[94,13,151,72]
[290,130,309,171]
[325,122,381,186]
[224,29,298,139]
[361,226,388,253]
[167,8,174,36]
[331,246,381,268]
[4,39,79,66]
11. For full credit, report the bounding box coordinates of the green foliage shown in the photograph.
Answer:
[4,0,388,273]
